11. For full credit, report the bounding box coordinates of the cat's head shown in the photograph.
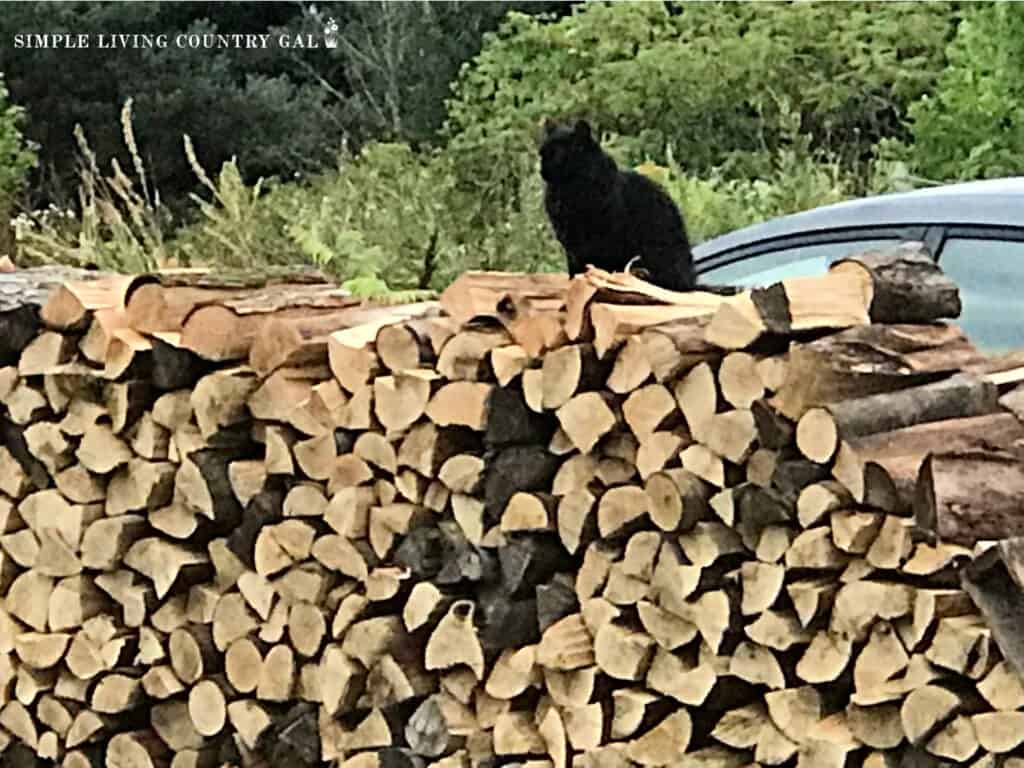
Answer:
[539,118,602,183]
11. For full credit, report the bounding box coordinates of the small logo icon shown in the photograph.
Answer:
[324,17,338,48]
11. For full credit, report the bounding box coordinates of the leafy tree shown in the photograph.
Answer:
[908,2,1024,180]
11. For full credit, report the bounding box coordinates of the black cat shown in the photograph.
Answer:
[540,118,697,291]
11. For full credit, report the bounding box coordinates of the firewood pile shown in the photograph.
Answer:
[2,244,1024,768]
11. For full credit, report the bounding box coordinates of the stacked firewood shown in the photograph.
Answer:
[2,244,1024,768]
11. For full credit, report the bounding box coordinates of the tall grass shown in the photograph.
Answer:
[14,100,168,271]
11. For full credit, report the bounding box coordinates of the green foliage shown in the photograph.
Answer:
[430,0,960,281]
[176,134,290,270]
[6,0,995,292]
[0,75,35,203]
[908,3,1024,180]
[275,143,452,293]
[0,73,37,253]
[444,2,957,190]
[170,140,453,296]
[295,1,570,144]
[0,2,567,210]
[642,147,851,244]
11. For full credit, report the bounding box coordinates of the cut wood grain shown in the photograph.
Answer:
[440,271,569,325]
[41,274,131,331]
[249,302,438,375]
[590,303,713,359]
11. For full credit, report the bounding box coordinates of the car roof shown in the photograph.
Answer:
[692,176,1024,260]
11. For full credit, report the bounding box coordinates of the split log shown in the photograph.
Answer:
[437,326,511,382]
[556,393,618,454]
[644,468,708,533]
[718,351,764,409]
[124,267,327,333]
[0,266,103,363]
[41,274,132,331]
[590,304,714,360]
[491,344,529,387]
[250,302,439,375]
[637,318,719,384]
[541,344,607,410]
[622,384,678,441]
[705,270,871,349]
[673,362,717,442]
[427,381,493,431]
[607,337,652,394]
[900,684,961,746]
[18,330,76,375]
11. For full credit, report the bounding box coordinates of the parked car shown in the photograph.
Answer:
[692,177,1024,353]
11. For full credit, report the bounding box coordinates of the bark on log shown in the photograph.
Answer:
[178,286,368,361]
[961,538,1024,682]
[150,337,215,391]
[915,449,1024,545]
[124,267,328,335]
[848,413,1024,503]
[705,270,871,349]
[823,373,999,442]
[772,323,986,419]
[249,302,440,375]
[483,385,557,449]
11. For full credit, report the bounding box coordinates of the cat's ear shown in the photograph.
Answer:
[541,117,558,137]
[573,119,592,140]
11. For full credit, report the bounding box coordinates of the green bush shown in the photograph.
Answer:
[426,0,958,277]
[908,3,1024,181]
[16,106,900,286]
[172,141,453,296]
[443,2,956,196]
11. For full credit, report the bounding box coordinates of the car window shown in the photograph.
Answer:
[700,239,902,287]
[939,238,1024,353]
